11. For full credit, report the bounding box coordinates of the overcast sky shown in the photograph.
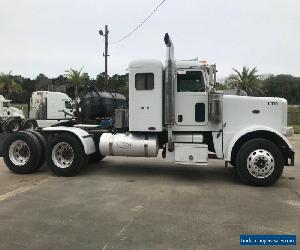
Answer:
[0,0,299,79]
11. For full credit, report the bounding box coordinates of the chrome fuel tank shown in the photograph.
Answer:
[99,133,159,157]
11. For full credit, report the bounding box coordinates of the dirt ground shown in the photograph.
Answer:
[0,135,299,250]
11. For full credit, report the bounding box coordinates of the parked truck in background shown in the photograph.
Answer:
[1,88,128,132]
[0,95,26,132]
[0,91,74,132]
[1,34,295,186]
[29,91,74,128]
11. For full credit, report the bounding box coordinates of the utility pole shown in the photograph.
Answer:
[99,25,109,88]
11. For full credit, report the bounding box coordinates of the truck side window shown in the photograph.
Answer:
[3,102,10,108]
[177,71,205,92]
[135,73,154,90]
[65,101,72,109]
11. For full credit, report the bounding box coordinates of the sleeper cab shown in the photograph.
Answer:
[128,59,163,132]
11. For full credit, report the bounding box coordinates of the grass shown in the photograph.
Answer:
[288,106,300,112]
[288,106,300,126]
[11,103,28,118]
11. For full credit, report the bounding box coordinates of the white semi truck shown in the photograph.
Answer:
[2,34,295,186]
[0,91,74,132]
[29,91,74,127]
[0,95,26,132]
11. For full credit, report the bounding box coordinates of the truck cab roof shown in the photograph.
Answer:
[129,58,213,72]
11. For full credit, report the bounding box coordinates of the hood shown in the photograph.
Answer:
[9,107,25,119]
[223,95,287,133]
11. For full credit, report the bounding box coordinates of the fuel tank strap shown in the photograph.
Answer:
[109,135,114,156]
[144,134,148,157]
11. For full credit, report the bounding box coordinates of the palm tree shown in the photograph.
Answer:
[64,67,85,114]
[64,67,85,99]
[0,71,22,99]
[227,66,263,96]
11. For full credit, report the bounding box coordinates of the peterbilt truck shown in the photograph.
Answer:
[2,34,295,186]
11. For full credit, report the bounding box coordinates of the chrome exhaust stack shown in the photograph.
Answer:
[164,33,176,151]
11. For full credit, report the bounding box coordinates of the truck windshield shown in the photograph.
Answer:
[3,102,10,107]
[65,101,72,109]
[177,71,205,92]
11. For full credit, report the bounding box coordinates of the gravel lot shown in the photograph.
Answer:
[0,135,299,250]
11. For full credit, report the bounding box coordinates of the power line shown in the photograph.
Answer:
[109,0,168,44]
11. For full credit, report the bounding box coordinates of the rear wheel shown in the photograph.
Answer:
[46,133,88,176]
[3,131,42,174]
[28,130,46,168]
[6,119,20,132]
[22,119,38,130]
[236,138,284,186]
[20,119,26,130]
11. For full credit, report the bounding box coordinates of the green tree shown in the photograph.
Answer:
[0,71,22,99]
[263,75,300,104]
[65,67,86,112]
[64,67,86,99]
[226,66,263,96]
[108,73,128,97]
[95,72,106,90]
[215,82,228,91]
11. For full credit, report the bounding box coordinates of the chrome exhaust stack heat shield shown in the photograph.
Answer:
[164,33,175,126]
[164,33,176,152]
[100,133,159,157]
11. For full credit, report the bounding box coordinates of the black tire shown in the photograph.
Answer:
[88,135,105,163]
[236,138,284,186]
[20,119,26,130]
[89,152,105,163]
[6,119,20,132]
[28,130,46,168]
[46,133,88,176]
[3,131,42,174]
[23,119,38,130]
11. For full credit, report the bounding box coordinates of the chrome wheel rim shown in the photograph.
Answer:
[9,140,30,166]
[52,142,74,168]
[247,149,275,178]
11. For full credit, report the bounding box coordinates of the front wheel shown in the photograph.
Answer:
[46,133,88,176]
[236,138,284,186]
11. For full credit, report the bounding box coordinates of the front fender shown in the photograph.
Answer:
[43,126,96,155]
[224,125,293,161]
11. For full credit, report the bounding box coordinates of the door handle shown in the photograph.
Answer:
[178,115,183,122]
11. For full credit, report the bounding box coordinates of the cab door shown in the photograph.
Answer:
[175,70,208,126]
